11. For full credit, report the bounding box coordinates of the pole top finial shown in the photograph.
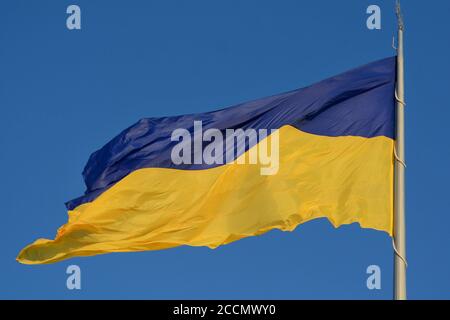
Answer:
[396,0,404,31]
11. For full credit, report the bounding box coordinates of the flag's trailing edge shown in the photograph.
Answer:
[18,57,396,264]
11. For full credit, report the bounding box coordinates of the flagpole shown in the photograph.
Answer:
[394,0,407,300]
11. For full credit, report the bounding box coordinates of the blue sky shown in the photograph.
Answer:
[1,0,449,299]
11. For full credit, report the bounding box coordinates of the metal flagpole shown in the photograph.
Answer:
[393,0,407,300]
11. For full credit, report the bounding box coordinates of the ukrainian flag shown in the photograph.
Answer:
[18,57,396,264]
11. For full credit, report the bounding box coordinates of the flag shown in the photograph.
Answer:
[17,57,396,264]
